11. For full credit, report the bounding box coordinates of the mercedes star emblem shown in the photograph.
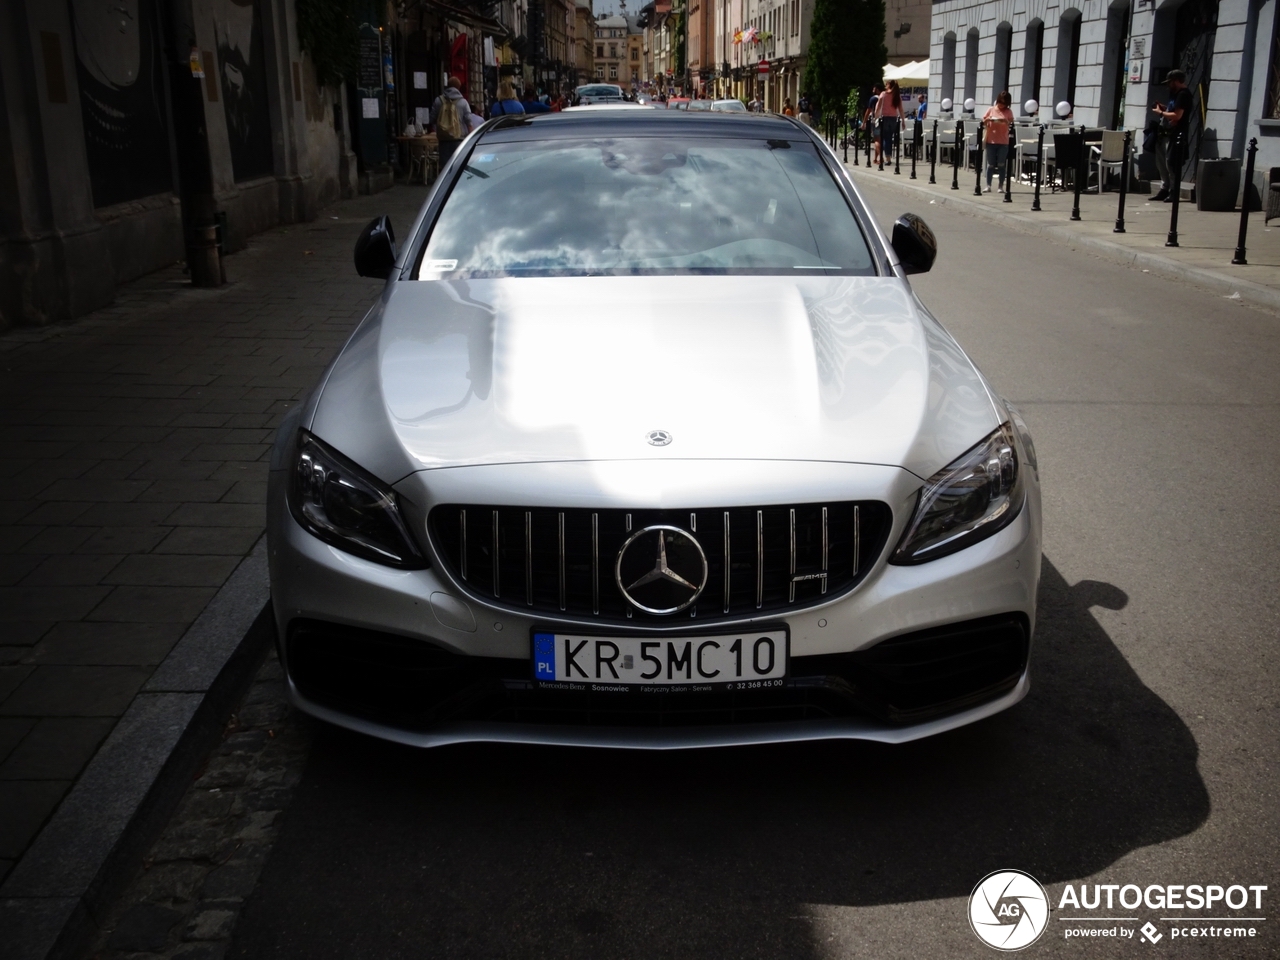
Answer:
[646,429,672,446]
[614,525,708,615]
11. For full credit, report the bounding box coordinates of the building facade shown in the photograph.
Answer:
[929,0,1280,182]
[716,0,813,109]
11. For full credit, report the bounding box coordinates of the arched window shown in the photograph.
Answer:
[993,21,1013,102]
[1099,0,1130,128]
[942,31,957,104]
[1021,18,1044,115]
[964,27,980,103]
[1054,9,1083,112]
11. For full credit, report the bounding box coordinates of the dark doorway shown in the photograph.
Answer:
[1169,0,1218,170]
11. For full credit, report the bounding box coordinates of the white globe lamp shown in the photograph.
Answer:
[1055,100,1071,118]
[1024,98,1039,116]
[963,97,976,114]
[941,97,953,113]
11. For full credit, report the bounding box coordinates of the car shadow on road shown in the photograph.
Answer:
[228,557,1208,960]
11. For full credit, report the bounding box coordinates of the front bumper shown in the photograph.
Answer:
[268,458,1042,748]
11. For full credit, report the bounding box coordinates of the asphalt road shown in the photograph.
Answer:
[223,178,1280,960]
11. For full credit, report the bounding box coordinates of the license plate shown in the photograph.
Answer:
[531,629,788,687]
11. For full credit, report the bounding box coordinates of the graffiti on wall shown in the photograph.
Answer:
[215,0,274,182]
[69,0,174,208]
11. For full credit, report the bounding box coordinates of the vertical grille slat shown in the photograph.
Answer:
[429,501,890,624]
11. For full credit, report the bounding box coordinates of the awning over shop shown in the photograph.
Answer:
[883,60,929,85]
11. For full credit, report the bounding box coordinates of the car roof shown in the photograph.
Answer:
[481,110,811,142]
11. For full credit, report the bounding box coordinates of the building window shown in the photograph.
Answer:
[1053,9,1083,111]
[964,27,979,102]
[596,64,605,78]
[1021,19,1044,115]
[632,48,639,60]
[597,44,603,58]
[993,21,1012,101]
[610,64,618,78]
[941,31,956,104]
[610,44,617,58]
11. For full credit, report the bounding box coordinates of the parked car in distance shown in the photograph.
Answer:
[575,83,626,105]
[687,99,713,111]
[666,98,690,110]
[711,99,748,112]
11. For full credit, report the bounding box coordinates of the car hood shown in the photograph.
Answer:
[310,275,1001,484]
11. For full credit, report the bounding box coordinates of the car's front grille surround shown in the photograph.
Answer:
[427,501,892,624]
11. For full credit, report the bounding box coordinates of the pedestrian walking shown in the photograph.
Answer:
[798,92,812,126]
[749,94,763,112]
[875,81,902,165]
[916,93,928,120]
[783,97,795,117]
[865,83,883,164]
[1151,69,1193,202]
[429,76,470,169]
[982,91,1015,192]
[521,88,551,113]
[489,79,525,118]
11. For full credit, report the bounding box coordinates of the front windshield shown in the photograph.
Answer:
[417,137,874,279]
[579,85,623,98]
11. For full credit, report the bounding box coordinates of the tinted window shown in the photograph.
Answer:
[418,138,874,279]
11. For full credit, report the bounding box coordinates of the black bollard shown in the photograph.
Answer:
[844,115,850,164]
[865,118,872,166]
[878,118,885,171]
[910,119,918,179]
[894,120,901,174]
[1032,124,1045,211]
[1004,140,1014,202]
[852,119,859,165]
[1114,129,1131,233]
[1070,124,1084,221]
[1166,132,1183,247]
[1232,137,1259,264]
[929,120,938,184]
[974,119,985,195]
[951,120,963,189]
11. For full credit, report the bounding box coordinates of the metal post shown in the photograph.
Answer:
[1114,129,1132,233]
[929,120,938,184]
[844,115,850,164]
[1004,141,1014,202]
[1232,137,1259,264]
[1032,124,1045,211]
[974,118,984,195]
[865,116,872,165]
[1166,131,1183,247]
[1070,124,1084,221]
[910,119,918,179]
[951,120,963,189]
[894,120,901,174]
[877,116,884,171]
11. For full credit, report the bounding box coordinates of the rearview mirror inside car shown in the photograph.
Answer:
[891,213,937,275]
[354,215,397,279]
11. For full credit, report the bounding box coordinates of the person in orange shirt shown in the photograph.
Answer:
[982,91,1015,192]
[783,98,795,117]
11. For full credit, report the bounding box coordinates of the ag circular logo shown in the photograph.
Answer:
[615,525,707,615]
[968,870,1049,951]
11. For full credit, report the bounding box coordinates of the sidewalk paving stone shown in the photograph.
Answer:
[0,183,430,898]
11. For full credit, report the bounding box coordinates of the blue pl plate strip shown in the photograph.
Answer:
[533,632,557,680]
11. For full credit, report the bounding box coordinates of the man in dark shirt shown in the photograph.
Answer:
[1152,69,1193,202]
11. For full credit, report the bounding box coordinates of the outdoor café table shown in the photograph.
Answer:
[396,135,437,184]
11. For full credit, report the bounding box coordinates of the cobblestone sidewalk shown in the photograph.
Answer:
[0,185,427,882]
[81,650,307,960]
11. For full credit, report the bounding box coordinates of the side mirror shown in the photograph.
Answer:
[890,213,937,275]
[354,215,397,279]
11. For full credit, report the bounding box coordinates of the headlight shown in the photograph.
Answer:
[890,423,1023,564]
[287,431,427,568]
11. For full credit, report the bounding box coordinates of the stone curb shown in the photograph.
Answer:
[0,538,273,960]
[847,166,1280,313]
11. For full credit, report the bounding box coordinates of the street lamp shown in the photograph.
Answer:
[1056,100,1072,118]
[941,97,953,117]
[963,97,976,116]
[1024,98,1039,117]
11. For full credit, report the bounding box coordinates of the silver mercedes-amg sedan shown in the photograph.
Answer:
[267,111,1042,749]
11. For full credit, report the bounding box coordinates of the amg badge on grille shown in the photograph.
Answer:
[615,525,707,615]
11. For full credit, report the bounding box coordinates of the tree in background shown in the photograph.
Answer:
[804,0,886,116]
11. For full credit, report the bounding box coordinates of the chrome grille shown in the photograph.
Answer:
[428,502,891,623]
